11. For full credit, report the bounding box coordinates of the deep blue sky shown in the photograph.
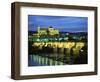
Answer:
[28,15,88,32]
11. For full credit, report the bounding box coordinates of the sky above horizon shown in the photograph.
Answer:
[28,15,88,32]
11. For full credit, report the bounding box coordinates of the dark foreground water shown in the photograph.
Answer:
[28,54,75,66]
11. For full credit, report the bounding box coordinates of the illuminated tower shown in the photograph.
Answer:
[37,25,40,35]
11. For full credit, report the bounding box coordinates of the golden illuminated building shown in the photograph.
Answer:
[37,26,59,36]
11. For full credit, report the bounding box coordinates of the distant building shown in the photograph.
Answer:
[38,26,47,35]
[37,26,59,36]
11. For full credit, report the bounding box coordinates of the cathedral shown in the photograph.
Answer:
[37,26,59,36]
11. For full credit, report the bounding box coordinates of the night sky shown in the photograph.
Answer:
[28,15,88,32]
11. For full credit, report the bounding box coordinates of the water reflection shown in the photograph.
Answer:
[28,42,87,66]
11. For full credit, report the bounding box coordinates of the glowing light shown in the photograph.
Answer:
[80,49,84,52]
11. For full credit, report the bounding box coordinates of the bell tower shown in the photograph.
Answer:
[37,25,40,33]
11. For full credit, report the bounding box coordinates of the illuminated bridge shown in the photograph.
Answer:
[28,42,87,66]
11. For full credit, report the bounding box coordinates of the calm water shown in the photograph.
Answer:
[28,54,74,66]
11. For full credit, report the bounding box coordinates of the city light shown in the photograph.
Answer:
[28,26,87,66]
